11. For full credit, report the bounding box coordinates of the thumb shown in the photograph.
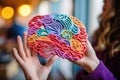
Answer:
[86,40,96,56]
[45,55,58,70]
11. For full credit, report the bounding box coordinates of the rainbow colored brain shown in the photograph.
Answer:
[27,14,88,60]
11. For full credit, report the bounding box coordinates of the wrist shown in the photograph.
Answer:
[83,58,100,73]
[30,77,39,80]
[26,75,40,80]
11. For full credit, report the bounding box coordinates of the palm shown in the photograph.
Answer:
[71,41,100,73]
[22,54,52,80]
[12,32,58,80]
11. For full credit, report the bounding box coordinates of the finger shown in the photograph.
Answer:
[30,49,37,57]
[86,40,96,55]
[32,53,42,66]
[45,55,58,70]
[17,36,26,60]
[23,32,31,57]
[12,48,24,65]
[31,49,40,61]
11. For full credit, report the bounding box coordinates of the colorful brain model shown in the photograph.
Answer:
[27,14,88,60]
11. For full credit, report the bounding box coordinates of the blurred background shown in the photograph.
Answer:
[0,0,103,80]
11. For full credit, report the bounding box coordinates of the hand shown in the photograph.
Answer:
[12,32,58,80]
[71,41,100,73]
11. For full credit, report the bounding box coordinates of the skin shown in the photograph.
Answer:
[12,32,58,80]
[71,41,100,73]
[13,32,100,80]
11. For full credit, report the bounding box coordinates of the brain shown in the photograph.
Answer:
[27,14,88,60]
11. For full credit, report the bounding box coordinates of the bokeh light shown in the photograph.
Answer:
[1,7,14,19]
[18,4,31,17]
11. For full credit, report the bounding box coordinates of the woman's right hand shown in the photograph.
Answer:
[12,32,58,80]
[71,41,100,73]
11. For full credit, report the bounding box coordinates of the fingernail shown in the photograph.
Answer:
[24,32,27,34]
[17,35,20,38]
[13,48,16,51]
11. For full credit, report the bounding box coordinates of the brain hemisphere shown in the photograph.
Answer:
[27,14,88,60]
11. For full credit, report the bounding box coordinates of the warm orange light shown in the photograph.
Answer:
[18,4,31,17]
[1,7,14,19]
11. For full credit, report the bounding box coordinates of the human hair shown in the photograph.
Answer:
[93,0,120,58]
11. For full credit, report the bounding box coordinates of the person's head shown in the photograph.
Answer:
[93,0,120,57]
